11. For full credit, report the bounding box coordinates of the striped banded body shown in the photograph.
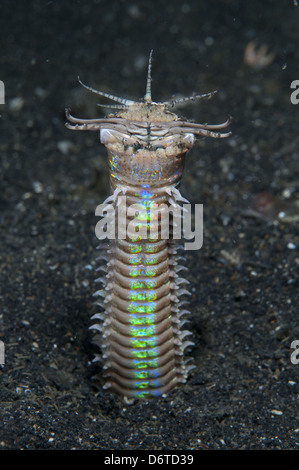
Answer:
[66,52,230,402]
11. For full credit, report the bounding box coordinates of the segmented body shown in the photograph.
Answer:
[66,53,230,402]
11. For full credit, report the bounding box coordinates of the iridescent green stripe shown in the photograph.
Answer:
[128,266,161,277]
[130,347,160,359]
[127,301,157,313]
[127,313,157,325]
[129,325,157,337]
[127,290,158,301]
[131,358,160,369]
[127,280,156,291]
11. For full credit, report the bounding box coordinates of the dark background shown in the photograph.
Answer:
[0,0,298,450]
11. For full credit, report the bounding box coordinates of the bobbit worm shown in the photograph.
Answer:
[65,51,231,403]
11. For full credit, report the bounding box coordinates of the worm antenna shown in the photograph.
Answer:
[77,76,136,107]
[165,90,218,108]
[144,49,153,103]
